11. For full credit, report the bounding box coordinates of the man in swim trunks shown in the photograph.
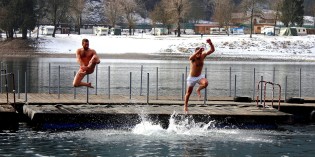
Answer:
[73,38,100,88]
[184,38,215,112]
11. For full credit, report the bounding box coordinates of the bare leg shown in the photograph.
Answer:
[86,55,101,74]
[196,78,208,98]
[184,86,194,113]
[73,55,100,88]
[73,69,94,88]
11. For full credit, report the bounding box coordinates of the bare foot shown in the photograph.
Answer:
[196,89,201,98]
[184,104,188,114]
[87,82,94,88]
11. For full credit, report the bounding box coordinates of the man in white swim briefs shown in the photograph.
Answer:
[184,38,215,112]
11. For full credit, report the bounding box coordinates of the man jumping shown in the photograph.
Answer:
[73,38,100,88]
[184,39,215,113]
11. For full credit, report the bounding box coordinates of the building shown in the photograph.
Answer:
[194,23,220,35]
[231,11,276,34]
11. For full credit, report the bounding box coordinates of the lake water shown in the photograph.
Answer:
[1,58,315,156]
[1,113,315,157]
[1,58,315,99]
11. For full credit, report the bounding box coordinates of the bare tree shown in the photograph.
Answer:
[104,0,123,28]
[69,0,85,35]
[241,0,265,38]
[163,0,191,37]
[270,0,283,36]
[149,1,173,35]
[212,0,234,35]
[34,0,48,39]
[120,0,138,35]
[46,0,71,37]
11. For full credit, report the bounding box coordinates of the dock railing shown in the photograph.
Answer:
[0,69,16,105]
[0,62,311,107]
[256,81,281,110]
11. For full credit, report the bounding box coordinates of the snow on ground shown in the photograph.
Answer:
[36,33,315,61]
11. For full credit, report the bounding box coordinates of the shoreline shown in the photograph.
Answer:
[0,38,314,62]
[1,51,315,63]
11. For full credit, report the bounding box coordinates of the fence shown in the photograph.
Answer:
[1,61,314,103]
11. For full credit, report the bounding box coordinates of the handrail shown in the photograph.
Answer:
[0,69,16,105]
[256,80,281,110]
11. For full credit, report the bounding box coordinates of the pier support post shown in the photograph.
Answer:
[147,73,149,104]
[108,66,110,99]
[130,72,132,99]
[74,71,76,99]
[185,66,187,93]
[49,63,51,94]
[95,65,98,95]
[285,76,287,101]
[18,70,20,99]
[273,67,275,100]
[87,75,89,104]
[140,65,143,96]
[260,76,263,104]
[58,65,60,99]
[234,75,237,98]
[229,67,232,97]
[182,73,184,101]
[253,68,255,100]
[299,68,302,97]
[204,68,207,105]
[156,67,158,100]
[25,71,27,102]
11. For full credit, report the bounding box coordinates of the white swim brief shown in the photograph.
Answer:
[187,74,205,87]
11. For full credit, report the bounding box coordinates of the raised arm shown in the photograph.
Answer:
[189,48,203,60]
[203,39,215,57]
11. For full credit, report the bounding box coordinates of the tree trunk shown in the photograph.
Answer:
[22,28,28,39]
[36,25,39,39]
[8,29,14,38]
[177,21,181,37]
[77,15,81,35]
[250,8,253,38]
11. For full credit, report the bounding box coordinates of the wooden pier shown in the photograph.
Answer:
[1,93,315,130]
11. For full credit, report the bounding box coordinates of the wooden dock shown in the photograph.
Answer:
[2,93,315,130]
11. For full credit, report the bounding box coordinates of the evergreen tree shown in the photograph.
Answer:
[280,0,304,27]
[295,0,304,26]
[19,0,36,39]
[0,0,36,39]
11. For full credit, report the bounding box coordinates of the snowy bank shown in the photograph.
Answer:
[37,34,315,61]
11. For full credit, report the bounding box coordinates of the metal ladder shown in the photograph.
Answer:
[0,69,16,105]
[256,81,281,110]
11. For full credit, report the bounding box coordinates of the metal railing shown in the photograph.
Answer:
[0,69,16,105]
[0,61,312,106]
[256,81,281,110]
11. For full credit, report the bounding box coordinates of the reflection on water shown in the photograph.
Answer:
[1,58,315,156]
[0,112,315,156]
[1,58,315,98]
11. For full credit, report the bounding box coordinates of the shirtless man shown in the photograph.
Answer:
[73,38,100,88]
[184,39,215,112]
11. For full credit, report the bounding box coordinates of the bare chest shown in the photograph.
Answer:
[191,58,204,67]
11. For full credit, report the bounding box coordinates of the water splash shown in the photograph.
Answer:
[132,111,216,136]
[131,111,274,143]
[166,111,216,135]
